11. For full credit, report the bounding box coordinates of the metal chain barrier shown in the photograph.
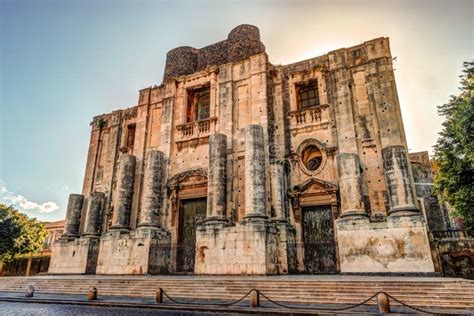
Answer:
[159,288,462,314]
[160,288,255,306]
[384,292,448,315]
[258,290,379,311]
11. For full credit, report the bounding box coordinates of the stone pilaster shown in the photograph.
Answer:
[82,192,105,236]
[336,153,367,219]
[206,133,227,222]
[244,124,268,219]
[110,154,137,230]
[138,150,165,228]
[382,145,418,216]
[62,194,84,238]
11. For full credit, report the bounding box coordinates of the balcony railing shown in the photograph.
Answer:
[176,117,217,140]
[288,104,329,129]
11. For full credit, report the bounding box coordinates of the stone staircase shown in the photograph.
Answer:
[0,275,472,310]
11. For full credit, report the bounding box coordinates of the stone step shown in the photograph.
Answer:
[3,279,471,287]
[5,284,473,297]
[1,276,472,310]
[4,287,472,302]
[4,284,472,294]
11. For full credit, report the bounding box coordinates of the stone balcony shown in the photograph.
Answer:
[176,117,217,146]
[288,104,330,132]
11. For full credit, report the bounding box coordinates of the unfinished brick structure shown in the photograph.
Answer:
[50,25,438,275]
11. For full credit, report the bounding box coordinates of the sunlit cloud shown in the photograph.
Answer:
[0,181,60,214]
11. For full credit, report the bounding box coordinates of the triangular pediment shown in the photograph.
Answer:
[293,177,338,194]
[167,168,207,188]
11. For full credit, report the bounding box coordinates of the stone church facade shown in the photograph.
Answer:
[50,25,437,275]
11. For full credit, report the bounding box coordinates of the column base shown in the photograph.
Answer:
[60,234,79,240]
[243,212,269,222]
[339,209,369,221]
[204,215,229,225]
[388,205,419,217]
[109,225,131,232]
[137,223,163,230]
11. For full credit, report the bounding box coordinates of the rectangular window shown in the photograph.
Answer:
[126,124,136,148]
[187,86,210,122]
[296,80,320,109]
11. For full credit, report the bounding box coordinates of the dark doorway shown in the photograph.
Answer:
[302,205,337,273]
[177,198,207,273]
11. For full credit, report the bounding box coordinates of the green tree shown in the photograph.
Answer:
[0,204,48,262]
[433,61,474,235]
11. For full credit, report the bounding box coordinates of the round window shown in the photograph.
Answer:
[301,145,323,172]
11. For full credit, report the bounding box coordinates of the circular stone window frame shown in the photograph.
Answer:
[297,139,327,176]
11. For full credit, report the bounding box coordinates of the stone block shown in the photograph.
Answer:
[336,215,435,273]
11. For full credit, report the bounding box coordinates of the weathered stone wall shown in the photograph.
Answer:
[336,215,435,272]
[195,221,281,274]
[163,25,265,81]
[409,151,450,231]
[49,237,100,274]
[436,238,474,279]
[96,228,171,275]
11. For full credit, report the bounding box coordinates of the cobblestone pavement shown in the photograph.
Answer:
[0,302,221,315]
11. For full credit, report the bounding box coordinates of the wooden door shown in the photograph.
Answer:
[177,198,206,273]
[302,205,337,273]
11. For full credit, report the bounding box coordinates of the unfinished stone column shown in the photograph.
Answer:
[244,124,268,219]
[382,145,418,215]
[138,150,165,228]
[82,192,105,236]
[336,153,367,219]
[110,154,137,230]
[206,133,227,221]
[270,161,287,220]
[62,194,84,238]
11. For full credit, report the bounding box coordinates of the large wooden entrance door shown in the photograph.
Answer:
[177,198,207,273]
[302,205,337,274]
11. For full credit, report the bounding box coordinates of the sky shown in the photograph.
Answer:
[0,0,472,222]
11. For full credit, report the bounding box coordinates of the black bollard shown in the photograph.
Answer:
[250,290,260,308]
[88,287,98,300]
[377,292,391,314]
[156,288,164,304]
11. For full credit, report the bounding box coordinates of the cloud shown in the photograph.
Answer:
[0,181,60,213]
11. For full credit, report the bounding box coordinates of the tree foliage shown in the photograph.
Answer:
[433,61,474,235]
[0,204,48,262]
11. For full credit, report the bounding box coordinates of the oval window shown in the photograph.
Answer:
[301,145,323,172]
